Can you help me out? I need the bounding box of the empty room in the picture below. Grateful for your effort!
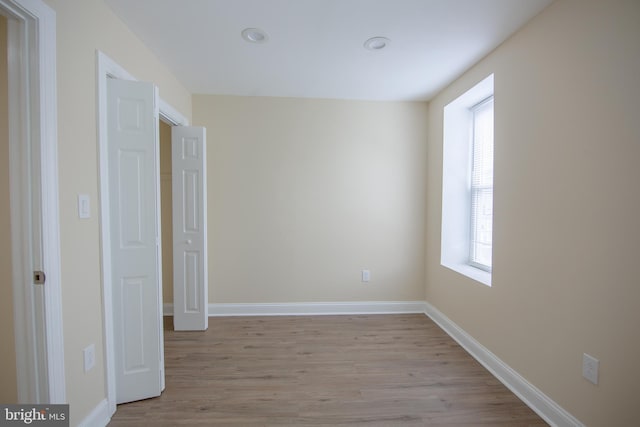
[0,0,638,426]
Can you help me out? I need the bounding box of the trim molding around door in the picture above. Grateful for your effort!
[96,50,189,417]
[3,0,65,404]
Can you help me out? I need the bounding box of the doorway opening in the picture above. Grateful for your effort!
[0,12,17,404]
[159,119,174,325]
[1,0,64,404]
[97,52,198,416]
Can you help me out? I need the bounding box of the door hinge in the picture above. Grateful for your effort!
[34,270,46,285]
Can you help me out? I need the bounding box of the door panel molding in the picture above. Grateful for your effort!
[107,78,162,404]
[171,126,208,331]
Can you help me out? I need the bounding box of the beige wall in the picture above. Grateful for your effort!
[194,95,427,303]
[425,0,640,425]
[40,0,191,424]
[160,120,173,304]
[0,13,17,404]
[16,0,636,424]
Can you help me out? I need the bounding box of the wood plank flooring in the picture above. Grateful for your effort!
[108,314,547,426]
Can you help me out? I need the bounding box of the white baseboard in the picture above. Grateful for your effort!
[162,301,426,317]
[77,398,110,427]
[423,302,583,427]
[209,301,427,316]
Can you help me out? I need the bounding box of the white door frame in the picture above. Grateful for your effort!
[96,51,188,416]
[2,0,65,403]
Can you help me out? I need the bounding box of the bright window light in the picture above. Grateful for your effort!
[441,74,494,286]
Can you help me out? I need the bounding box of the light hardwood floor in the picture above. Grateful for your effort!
[108,314,547,426]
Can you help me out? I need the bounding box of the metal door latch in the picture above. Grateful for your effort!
[34,270,46,285]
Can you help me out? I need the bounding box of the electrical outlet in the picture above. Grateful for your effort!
[84,344,96,372]
[582,353,599,385]
[361,269,370,282]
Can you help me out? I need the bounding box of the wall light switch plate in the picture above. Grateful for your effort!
[78,194,90,219]
[361,269,370,282]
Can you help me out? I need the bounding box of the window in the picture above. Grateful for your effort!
[441,74,493,286]
[469,97,494,271]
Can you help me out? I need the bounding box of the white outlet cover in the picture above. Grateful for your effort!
[582,353,599,385]
[78,194,91,219]
[84,344,96,372]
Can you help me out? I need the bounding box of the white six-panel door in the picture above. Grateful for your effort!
[172,126,208,331]
[107,78,163,404]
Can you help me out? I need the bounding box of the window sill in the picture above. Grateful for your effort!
[441,261,492,287]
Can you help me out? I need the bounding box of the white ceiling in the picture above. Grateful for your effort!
[105,0,553,101]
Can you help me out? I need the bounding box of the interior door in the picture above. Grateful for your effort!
[172,126,208,331]
[107,78,164,404]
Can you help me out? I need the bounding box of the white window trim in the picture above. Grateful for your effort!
[441,74,494,287]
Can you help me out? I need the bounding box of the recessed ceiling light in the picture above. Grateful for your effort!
[364,37,390,51]
[242,28,269,44]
